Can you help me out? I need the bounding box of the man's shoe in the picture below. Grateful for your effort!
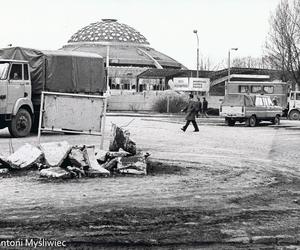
[181,127,185,132]
[193,130,199,132]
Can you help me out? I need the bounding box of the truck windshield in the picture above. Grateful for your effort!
[0,62,9,80]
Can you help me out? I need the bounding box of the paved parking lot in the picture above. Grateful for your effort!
[0,115,300,248]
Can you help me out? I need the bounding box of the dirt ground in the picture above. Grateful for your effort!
[0,115,300,249]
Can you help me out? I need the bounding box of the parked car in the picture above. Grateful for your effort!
[220,94,282,127]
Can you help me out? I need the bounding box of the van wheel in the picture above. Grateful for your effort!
[8,109,32,137]
[228,120,236,126]
[289,110,300,120]
[225,118,235,126]
[249,116,256,127]
[272,115,280,125]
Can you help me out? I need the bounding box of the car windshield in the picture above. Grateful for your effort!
[222,94,246,106]
[0,62,9,80]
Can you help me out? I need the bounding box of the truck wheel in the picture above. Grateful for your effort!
[8,109,32,137]
[272,115,280,125]
[249,116,256,127]
[289,110,300,120]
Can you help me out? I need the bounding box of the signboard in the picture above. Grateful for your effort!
[173,77,210,91]
[38,91,107,148]
[173,78,190,91]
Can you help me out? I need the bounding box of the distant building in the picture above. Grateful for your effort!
[61,19,185,93]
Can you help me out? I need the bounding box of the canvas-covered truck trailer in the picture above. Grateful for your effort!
[0,47,106,137]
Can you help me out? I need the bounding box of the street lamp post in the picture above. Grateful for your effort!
[193,30,199,78]
[226,47,238,95]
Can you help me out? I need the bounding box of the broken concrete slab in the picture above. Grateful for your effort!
[94,148,107,163]
[118,168,146,175]
[117,152,149,175]
[124,138,136,156]
[40,167,72,179]
[69,146,88,169]
[66,166,85,178]
[106,150,131,159]
[40,141,71,168]
[7,143,43,169]
[85,146,110,175]
[85,169,110,178]
[101,158,118,171]
[0,168,9,174]
[0,154,9,167]
[109,124,136,155]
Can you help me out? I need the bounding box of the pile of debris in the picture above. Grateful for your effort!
[0,124,149,179]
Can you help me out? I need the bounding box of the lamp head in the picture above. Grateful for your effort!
[193,30,197,34]
[231,48,238,51]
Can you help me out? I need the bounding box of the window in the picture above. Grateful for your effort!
[296,93,300,100]
[264,97,273,106]
[244,95,254,106]
[290,92,295,100]
[239,85,249,93]
[24,64,29,80]
[255,97,263,106]
[263,86,274,94]
[10,64,22,80]
[251,86,262,94]
[0,62,9,80]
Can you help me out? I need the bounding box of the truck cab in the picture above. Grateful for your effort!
[288,91,300,120]
[0,60,33,137]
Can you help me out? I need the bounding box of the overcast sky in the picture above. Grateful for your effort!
[0,0,280,69]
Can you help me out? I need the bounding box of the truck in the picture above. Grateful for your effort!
[287,91,300,120]
[0,47,106,137]
[220,94,283,127]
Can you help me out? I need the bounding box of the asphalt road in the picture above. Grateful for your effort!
[0,116,300,249]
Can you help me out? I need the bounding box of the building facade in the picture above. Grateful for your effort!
[61,18,185,94]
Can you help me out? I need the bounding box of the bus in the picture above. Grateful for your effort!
[227,81,288,107]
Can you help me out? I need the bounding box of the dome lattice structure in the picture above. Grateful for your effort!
[68,19,149,45]
[62,19,184,69]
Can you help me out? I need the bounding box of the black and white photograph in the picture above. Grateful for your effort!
[0,0,300,249]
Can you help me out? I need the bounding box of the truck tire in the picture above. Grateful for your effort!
[8,109,32,137]
[289,110,300,120]
[272,115,280,125]
[249,116,256,127]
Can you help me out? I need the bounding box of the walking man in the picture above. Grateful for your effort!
[181,94,199,132]
[202,97,209,118]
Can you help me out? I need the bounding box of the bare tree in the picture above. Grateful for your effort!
[265,0,300,88]
[232,56,269,69]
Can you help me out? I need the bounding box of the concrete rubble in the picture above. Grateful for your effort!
[85,146,110,176]
[40,141,71,167]
[109,123,137,155]
[7,143,43,169]
[0,124,150,180]
[40,167,72,179]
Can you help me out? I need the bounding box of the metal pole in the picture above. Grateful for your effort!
[37,91,45,144]
[196,46,199,78]
[106,45,110,91]
[193,30,199,78]
[167,96,170,113]
[226,48,238,96]
[100,97,107,149]
[226,49,230,96]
